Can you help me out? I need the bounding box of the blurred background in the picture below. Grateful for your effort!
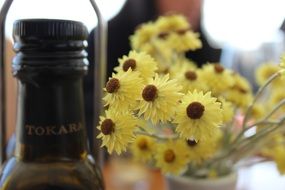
[1,0,285,189]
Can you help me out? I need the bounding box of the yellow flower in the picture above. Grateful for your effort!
[175,68,208,93]
[260,134,284,156]
[115,50,158,82]
[137,74,183,124]
[151,38,173,67]
[97,110,138,154]
[268,89,285,112]
[217,97,235,123]
[167,31,202,52]
[103,70,143,112]
[272,145,285,174]
[181,138,219,164]
[130,135,155,163]
[251,103,266,120]
[155,14,190,33]
[200,64,235,95]
[225,73,253,108]
[130,22,157,51]
[168,57,197,79]
[255,63,283,87]
[174,90,223,141]
[154,140,189,175]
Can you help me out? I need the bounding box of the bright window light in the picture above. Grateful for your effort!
[203,0,285,50]
[0,0,127,37]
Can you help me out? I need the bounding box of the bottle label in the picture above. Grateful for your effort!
[20,122,86,145]
[24,122,83,136]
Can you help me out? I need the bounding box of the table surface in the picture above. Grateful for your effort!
[102,159,285,190]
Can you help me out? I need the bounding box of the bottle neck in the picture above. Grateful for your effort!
[15,72,88,162]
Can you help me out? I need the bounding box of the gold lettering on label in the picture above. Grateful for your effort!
[25,125,35,135]
[46,126,57,135]
[78,123,83,130]
[68,123,78,133]
[35,127,45,136]
[25,123,83,136]
[58,125,69,135]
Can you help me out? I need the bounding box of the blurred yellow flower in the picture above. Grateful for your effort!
[103,70,143,112]
[115,50,158,82]
[167,31,202,52]
[217,97,235,123]
[130,135,155,163]
[225,73,253,108]
[176,69,208,93]
[137,74,183,124]
[200,64,234,95]
[272,145,285,174]
[268,89,285,112]
[130,22,157,51]
[97,110,138,154]
[255,63,283,87]
[174,90,223,141]
[251,103,266,120]
[155,140,189,175]
[155,14,190,33]
[168,57,197,79]
[181,138,219,164]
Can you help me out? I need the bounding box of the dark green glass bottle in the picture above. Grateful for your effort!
[0,19,104,190]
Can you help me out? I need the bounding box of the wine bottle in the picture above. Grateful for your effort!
[0,19,104,190]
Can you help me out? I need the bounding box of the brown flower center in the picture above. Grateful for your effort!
[158,32,169,39]
[164,149,176,163]
[214,64,224,73]
[123,59,137,71]
[176,28,189,35]
[233,85,248,94]
[185,70,197,81]
[187,139,198,147]
[138,139,148,150]
[106,78,120,93]
[186,102,205,119]
[101,119,115,135]
[142,85,158,102]
[238,87,247,94]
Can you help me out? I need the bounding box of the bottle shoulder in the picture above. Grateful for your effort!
[0,157,104,190]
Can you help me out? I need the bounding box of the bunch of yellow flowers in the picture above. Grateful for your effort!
[97,14,285,178]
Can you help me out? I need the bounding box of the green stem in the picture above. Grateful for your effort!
[208,117,285,167]
[233,98,285,146]
[231,71,283,146]
[242,71,282,129]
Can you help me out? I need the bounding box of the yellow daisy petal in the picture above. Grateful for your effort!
[167,31,202,52]
[180,137,220,164]
[97,110,138,154]
[255,63,282,87]
[200,63,235,95]
[272,145,285,174]
[251,103,266,120]
[130,22,157,51]
[115,50,158,82]
[155,14,190,33]
[154,140,189,175]
[103,69,143,112]
[175,68,208,93]
[174,90,223,141]
[168,57,197,79]
[217,96,235,123]
[130,135,155,163]
[137,74,183,124]
[225,73,253,108]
